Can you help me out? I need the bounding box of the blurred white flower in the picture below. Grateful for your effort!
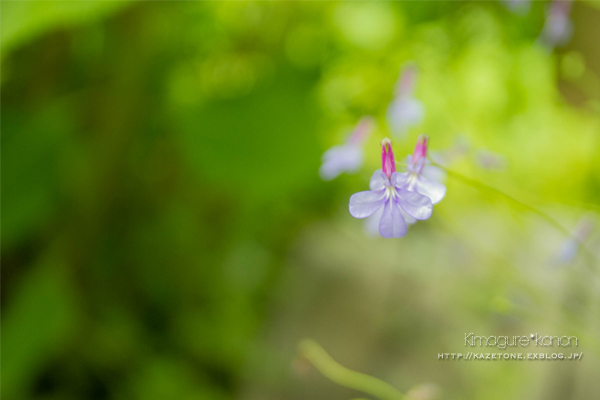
[319,116,375,181]
[540,0,573,48]
[475,149,506,171]
[503,0,531,15]
[395,135,446,204]
[386,64,424,138]
[555,215,594,265]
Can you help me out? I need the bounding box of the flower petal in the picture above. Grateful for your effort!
[319,145,363,181]
[395,188,433,220]
[379,200,407,238]
[349,190,385,219]
[414,156,426,174]
[369,169,389,191]
[416,176,446,204]
[364,207,384,237]
[421,164,446,185]
[391,171,410,189]
[401,207,417,225]
[404,98,425,124]
[386,98,424,137]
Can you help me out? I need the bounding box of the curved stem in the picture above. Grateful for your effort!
[430,160,598,267]
[299,340,408,400]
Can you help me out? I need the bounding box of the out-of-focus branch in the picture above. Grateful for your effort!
[430,160,599,268]
[298,339,408,400]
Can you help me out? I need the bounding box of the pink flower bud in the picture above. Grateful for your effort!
[348,116,375,145]
[397,64,418,98]
[413,134,429,163]
[381,138,396,178]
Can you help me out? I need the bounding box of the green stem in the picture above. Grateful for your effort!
[430,160,598,267]
[299,339,408,400]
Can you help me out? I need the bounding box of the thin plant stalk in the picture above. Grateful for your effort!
[299,339,408,400]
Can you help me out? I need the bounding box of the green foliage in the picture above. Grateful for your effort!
[2,2,599,400]
[1,1,130,56]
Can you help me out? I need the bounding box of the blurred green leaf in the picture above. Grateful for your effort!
[2,100,74,250]
[2,256,80,399]
[1,0,130,57]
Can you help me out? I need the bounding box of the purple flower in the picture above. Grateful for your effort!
[319,116,375,181]
[475,149,506,171]
[541,0,573,48]
[395,135,447,204]
[503,0,531,15]
[349,138,433,238]
[364,201,417,237]
[386,64,424,138]
[555,215,594,265]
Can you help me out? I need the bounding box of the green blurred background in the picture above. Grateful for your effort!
[2,1,600,399]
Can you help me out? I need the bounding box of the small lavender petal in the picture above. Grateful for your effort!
[349,190,386,219]
[386,98,424,137]
[415,176,446,205]
[504,0,531,15]
[542,1,573,48]
[396,188,433,220]
[364,207,384,237]
[421,164,446,185]
[556,239,578,264]
[556,215,595,265]
[400,207,417,225]
[379,200,407,238]
[405,154,416,173]
[367,202,415,235]
[369,169,389,191]
[319,144,363,181]
[414,156,426,174]
[402,98,424,123]
[475,150,506,171]
[391,171,411,189]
